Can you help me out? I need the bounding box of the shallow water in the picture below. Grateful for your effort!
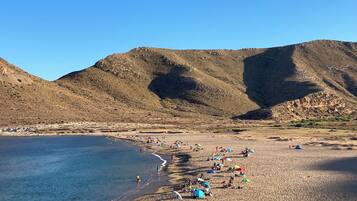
[0,136,166,201]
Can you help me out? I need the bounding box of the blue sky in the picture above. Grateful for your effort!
[1,0,356,80]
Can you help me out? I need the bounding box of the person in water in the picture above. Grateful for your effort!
[136,176,141,183]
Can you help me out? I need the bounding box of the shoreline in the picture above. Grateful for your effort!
[0,133,189,201]
[1,124,357,201]
[112,136,192,201]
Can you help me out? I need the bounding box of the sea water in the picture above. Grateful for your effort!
[0,136,167,201]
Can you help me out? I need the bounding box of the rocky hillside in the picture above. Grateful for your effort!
[235,40,357,121]
[0,58,158,126]
[236,92,356,121]
[0,40,356,126]
[57,47,261,116]
[57,40,357,121]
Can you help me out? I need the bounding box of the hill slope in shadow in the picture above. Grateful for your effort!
[0,40,356,126]
[57,40,357,121]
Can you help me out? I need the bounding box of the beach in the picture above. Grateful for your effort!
[1,122,356,201]
[128,128,357,201]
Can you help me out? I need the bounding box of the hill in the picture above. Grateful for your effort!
[0,40,356,126]
[0,58,155,126]
[57,40,357,121]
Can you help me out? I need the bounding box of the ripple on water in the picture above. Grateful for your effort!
[0,136,167,201]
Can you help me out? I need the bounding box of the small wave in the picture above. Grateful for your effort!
[152,153,167,171]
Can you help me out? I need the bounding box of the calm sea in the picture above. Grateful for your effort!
[0,136,167,201]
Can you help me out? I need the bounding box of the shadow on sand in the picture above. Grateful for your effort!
[313,157,357,199]
[316,157,357,174]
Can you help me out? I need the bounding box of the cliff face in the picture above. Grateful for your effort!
[237,92,356,121]
[271,92,356,121]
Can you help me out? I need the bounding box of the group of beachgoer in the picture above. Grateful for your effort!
[170,140,184,149]
[207,146,254,190]
[178,176,213,199]
[131,134,255,199]
[146,136,161,144]
[171,145,255,199]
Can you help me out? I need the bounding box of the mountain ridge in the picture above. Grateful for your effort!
[1,40,356,126]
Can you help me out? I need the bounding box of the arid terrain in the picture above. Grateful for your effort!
[1,39,357,200]
[1,40,356,126]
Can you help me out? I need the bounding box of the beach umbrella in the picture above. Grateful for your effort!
[173,191,183,200]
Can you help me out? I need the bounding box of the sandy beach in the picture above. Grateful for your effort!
[1,1,356,200]
[1,122,356,201]
[133,131,357,201]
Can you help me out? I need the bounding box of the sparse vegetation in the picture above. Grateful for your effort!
[0,40,356,126]
[289,119,320,127]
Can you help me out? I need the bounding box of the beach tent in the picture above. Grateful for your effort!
[207,169,217,174]
[241,178,251,183]
[192,189,205,199]
[173,191,183,200]
[295,144,302,149]
[201,181,211,188]
[213,155,221,160]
